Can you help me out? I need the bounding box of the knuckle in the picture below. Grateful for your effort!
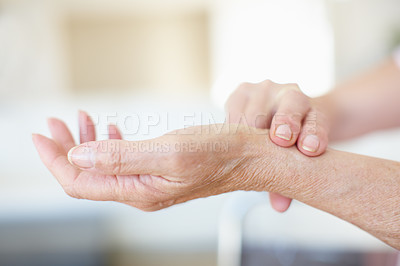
[274,112,302,124]
[303,121,327,138]
[272,113,288,125]
[140,202,164,212]
[114,176,129,201]
[169,150,187,171]
[63,185,82,199]
[156,199,175,210]
[316,124,327,135]
[284,85,308,98]
[303,126,317,136]
[304,111,318,124]
[140,206,158,212]
[226,113,242,124]
[224,97,237,111]
[274,113,302,134]
[254,117,269,129]
[246,111,268,127]
[316,126,329,142]
[236,82,254,94]
[246,110,261,119]
[285,87,306,99]
[108,151,122,174]
[260,79,274,87]
[287,83,300,90]
[238,82,252,90]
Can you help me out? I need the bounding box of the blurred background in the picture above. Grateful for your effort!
[1,0,400,265]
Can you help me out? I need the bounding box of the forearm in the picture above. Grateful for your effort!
[253,139,400,249]
[317,58,400,140]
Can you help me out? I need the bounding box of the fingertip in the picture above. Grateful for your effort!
[272,203,290,213]
[298,134,327,157]
[108,123,116,131]
[78,110,87,125]
[269,193,292,212]
[79,110,96,143]
[46,117,64,132]
[269,127,296,148]
[47,117,59,127]
[67,146,78,165]
[78,109,88,116]
[47,117,68,132]
[32,133,50,145]
[274,124,292,140]
[299,145,326,157]
[32,133,44,146]
[31,133,62,164]
[108,124,122,140]
[78,110,90,123]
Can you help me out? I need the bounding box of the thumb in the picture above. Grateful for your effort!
[67,139,170,175]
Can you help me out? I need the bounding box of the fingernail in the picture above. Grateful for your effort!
[68,146,94,169]
[275,124,292,141]
[302,135,320,152]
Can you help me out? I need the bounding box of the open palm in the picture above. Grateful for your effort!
[33,111,191,211]
[33,111,263,211]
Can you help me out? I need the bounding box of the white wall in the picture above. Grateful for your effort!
[328,0,400,81]
[210,0,335,108]
[0,1,67,99]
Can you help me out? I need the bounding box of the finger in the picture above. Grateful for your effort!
[225,83,252,124]
[47,118,76,153]
[243,82,274,128]
[297,108,329,156]
[32,134,80,188]
[33,134,125,201]
[270,87,311,147]
[108,124,123,140]
[79,110,96,143]
[269,192,292,213]
[67,139,170,176]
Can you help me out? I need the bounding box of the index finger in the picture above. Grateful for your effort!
[32,134,80,189]
[225,83,252,124]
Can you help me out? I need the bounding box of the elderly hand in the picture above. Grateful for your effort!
[225,80,331,212]
[33,111,280,211]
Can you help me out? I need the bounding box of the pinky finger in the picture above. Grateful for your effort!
[108,124,123,140]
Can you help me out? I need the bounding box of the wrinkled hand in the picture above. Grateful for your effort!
[33,111,274,211]
[225,80,330,212]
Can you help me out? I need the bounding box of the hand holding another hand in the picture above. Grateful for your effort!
[225,80,331,211]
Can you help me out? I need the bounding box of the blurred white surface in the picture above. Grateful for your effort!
[210,0,334,108]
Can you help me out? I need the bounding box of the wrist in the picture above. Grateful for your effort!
[243,132,301,194]
[247,132,327,200]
